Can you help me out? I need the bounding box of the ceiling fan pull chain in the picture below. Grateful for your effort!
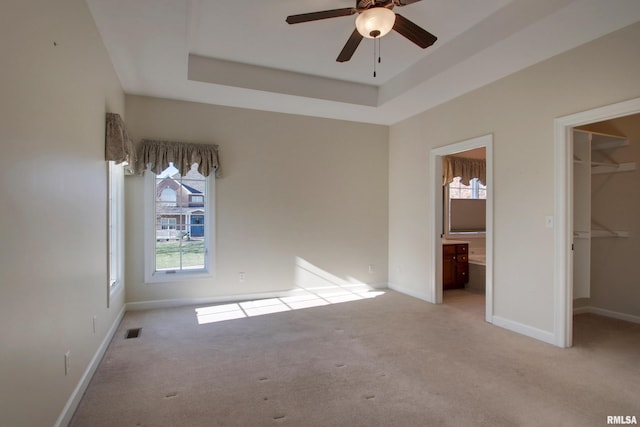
[373,36,377,77]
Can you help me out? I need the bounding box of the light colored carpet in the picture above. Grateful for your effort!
[70,289,640,426]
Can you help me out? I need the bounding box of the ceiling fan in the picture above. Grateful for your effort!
[286,0,437,63]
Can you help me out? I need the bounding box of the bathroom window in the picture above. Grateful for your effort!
[449,177,486,199]
[447,177,486,233]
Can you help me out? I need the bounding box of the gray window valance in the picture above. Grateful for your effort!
[105,113,135,166]
[135,139,221,178]
[443,157,486,186]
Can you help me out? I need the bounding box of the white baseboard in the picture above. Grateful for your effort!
[126,284,389,311]
[573,306,640,324]
[387,282,433,303]
[55,304,126,427]
[572,306,591,315]
[369,282,389,290]
[491,315,556,346]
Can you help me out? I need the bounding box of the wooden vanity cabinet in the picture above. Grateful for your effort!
[443,243,469,289]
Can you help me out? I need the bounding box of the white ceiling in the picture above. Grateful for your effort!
[86,0,640,125]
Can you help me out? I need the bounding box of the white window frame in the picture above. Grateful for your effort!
[107,161,125,306]
[144,166,215,283]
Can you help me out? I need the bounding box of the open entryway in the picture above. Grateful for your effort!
[554,97,640,348]
[429,134,493,323]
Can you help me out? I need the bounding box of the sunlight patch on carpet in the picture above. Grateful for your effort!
[195,287,384,325]
[196,257,384,325]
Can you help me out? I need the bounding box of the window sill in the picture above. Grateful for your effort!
[445,232,486,238]
[145,269,213,284]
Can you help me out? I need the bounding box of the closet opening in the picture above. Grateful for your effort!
[554,97,640,348]
[571,114,639,345]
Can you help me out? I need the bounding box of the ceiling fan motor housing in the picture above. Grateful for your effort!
[357,0,394,11]
[355,7,396,38]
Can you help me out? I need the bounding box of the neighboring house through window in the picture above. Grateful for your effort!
[145,162,214,282]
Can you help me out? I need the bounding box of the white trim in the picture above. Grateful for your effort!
[492,316,556,346]
[573,306,640,325]
[553,97,640,348]
[368,282,390,290]
[387,282,431,302]
[54,305,126,427]
[429,134,493,323]
[572,306,591,315]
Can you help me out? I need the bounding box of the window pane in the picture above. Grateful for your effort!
[180,240,205,269]
[153,163,207,273]
[156,241,182,271]
[449,177,486,200]
[108,161,123,292]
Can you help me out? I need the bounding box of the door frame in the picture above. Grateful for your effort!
[429,134,494,323]
[553,97,640,348]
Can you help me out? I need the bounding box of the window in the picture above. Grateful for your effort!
[190,195,204,206]
[160,188,177,203]
[448,177,486,200]
[161,217,177,230]
[447,177,486,234]
[108,161,125,305]
[145,162,214,282]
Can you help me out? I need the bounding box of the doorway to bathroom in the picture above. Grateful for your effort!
[429,134,493,323]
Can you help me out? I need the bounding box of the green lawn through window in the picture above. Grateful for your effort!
[156,240,205,270]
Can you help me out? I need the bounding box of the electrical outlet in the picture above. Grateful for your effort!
[92,315,97,333]
[64,351,71,375]
[368,264,374,273]
[239,272,245,282]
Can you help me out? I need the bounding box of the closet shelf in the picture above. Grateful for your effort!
[591,229,629,238]
[591,133,629,150]
[591,161,636,175]
[573,230,630,238]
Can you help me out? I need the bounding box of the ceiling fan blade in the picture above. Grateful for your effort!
[393,14,437,49]
[395,0,423,5]
[286,8,356,25]
[336,29,364,62]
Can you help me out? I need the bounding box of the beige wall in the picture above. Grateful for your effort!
[576,114,640,318]
[389,23,640,334]
[124,96,389,304]
[0,1,125,426]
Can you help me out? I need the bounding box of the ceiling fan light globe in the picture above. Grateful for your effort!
[355,7,396,39]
